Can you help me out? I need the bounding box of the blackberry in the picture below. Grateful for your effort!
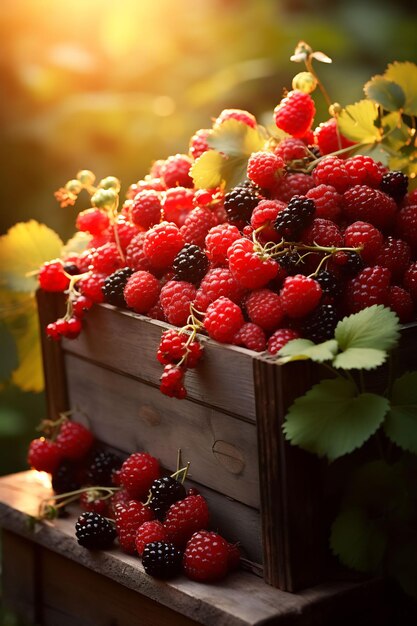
[302,304,338,343]
[75,512,116,549]
[102,267,133,307]
[274,195,316,240]
[343,251,365,277]
[315,270,342,298]
[172,244,209,284]
[52,460,82,495]
[142,541,183,579]
[379,171,408,201]
[278,250,303,275]
[63,263,81,275]
[224,183,261,225]
[149,476,186,521]
[87,450,123,487]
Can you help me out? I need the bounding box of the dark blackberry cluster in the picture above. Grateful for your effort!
[75,512,116,549]
[274,195,316,240]
[52,460,82,495]
[102,267,133,307]
[342,251,365,277]
[278,250,303,275]
[224,182,261,224]
[142,541,183,578]
[302,304,338,343]
[379,171,408,201]
[149,476,186,521]
[87,450,123,487]
[315,270,342,298]
[172,244,209,284]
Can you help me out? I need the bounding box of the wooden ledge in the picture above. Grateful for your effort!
[0,471,388,626]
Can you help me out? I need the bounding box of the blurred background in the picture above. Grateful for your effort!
[0,0,417,478]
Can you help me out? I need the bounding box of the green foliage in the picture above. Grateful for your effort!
[384,62,417,116]
[277,338,338,363]
[338,100,381,144]
[385,372,417,454]
[364,77,405,112]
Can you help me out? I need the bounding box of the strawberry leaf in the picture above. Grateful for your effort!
[338,100,381,144]
[384,372,417,454]
[364,76,405,112]
[277,338,338,363]
[384,61,417,116]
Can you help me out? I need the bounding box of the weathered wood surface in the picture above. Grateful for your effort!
[0,472,394,626]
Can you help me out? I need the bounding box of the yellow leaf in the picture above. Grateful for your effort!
[62,231,91,257]
[191,151,225,189]
[338,100,381,144]
[208,119,266,157]
[384,62,417,116]
[0,221,63,293]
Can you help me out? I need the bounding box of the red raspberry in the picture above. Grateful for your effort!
[227,238,279,289]
[160,280,196,326]
[79,490,109,516]
[342,186,397,230]
[161,154,193,188]
[180,207,216,248]
[143,222,185,269]
[150,160,165,178]
[147,301,166,321]
[135,521,167,556]
[110,489,131,514]
[347,266,391,313]
[109,216,138,251]
[160,364,187,399]
[197,267,246,310]
[115,500,155,554]
[124,271,160,314]
[232,322,266,352]
[204,297,244,343]
[396,205,417,249]
[345,155,383,188]
[404,262,417,303]
[163,494,209,548]
[250,199,286,242]
[205,224,241,266]
[267,328,300,355]
[55,421,94,461]
[130,190,162,229]
[76,208,110,235]
[214,108,257,129]
[189,128,211,160]
[301,218,343,247]
[403,190,417,207]
[280,275,322,318]
[388,286,414,323]
[306,184,342,222]
[157,329,202,368]
[313,156,350,193]
[273,173,315,203]
[183,530,230,582]
[247,151,284,189]
[344,221,383,263]
[274,90,315,138]
[162,187,194,226]
[375,237,411,281]
[125,232,153,272]
[90,243,122,275]
[28,438,61,473]
[314,118,355,155]
[245,289,284,331]
[39,261,70,292]
[119,452,160,500]
[274,137,308,163]
[134,177,166,193]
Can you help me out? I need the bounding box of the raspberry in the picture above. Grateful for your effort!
[395,205,417,249]
[228,238,278,289]
[204,297,244,343]
[38,260,70,292]
[342,186,397,230]
[102,267,133,307]
[118,452,160,500]
[72,294,94,318]
[52,460,82,494]
[163,494,209,548]
[267,328,300,355]
[273,173,315,203]
[109,216,138,251]
[180,207,216,247]
[250,199,286,242]
[232,322,266,352]
[90,231,111,249]
[149,476,187,521]
[189,128,211,160]
[134,177,166,193]
[315,270,342,299]
[123,271,160,314]
[245,289,284,331]
[313,156,350,193]
[280,275,322,318]
[224,183,261,225]
[380,171,408,201]
[306,184,342,222]
[183,530,230,582]
[87,450,123,487]
[115,500,155,554]
[79,490,110,517]
[347,266,391,313]
[388,286,414,323]
[162,187,194,226]
[274,137,308,163]
[274,90,315,138]
[143,222,184,269]
[56,421,94,461]
[130,190,162,229]
[160,280,196,326]
[125,232,153,272]
[77,272,106,303]
[214,108,257,129]
[75,512,116,550]
[27,438,61,473]
[404,190,417,207]
[148,301,167,321]
[160,364,187,399]
[314,118,355,156]
[247,151,284,189]
[90,243,121,275]
[161,154,193,188]
[197,267,246,309]
[302,303,338,342]
[404,262,417,303]
[343,221,383,264]
[301,218,343,247]
[375,237,411,281]
[157,329,202,368]
[345,155,383,188]
[142,541,183,579]
[205,224,241,266]
[76,208,110,235]
[274,195,316,240]
[172,244,209,284]
[135,521,168,556]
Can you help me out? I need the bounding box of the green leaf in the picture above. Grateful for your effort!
[338,100,381,144]
[191,150,249,191]
[335,305,400,352]
[333,347,387,370]
[207,119,266,157]
[0,408,26,437]
[283,378,389,460]
[0,323,18,381]
[385,372,417,454]
[277,338,338,363]
[381,112,411,151]
[384,62,417,116]
[330,508,387,573]
[364,76,405,112]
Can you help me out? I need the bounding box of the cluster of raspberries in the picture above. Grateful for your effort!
[38,100,417,399]
[28,427,239,582]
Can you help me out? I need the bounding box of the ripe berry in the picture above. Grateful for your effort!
[163,494,209,548]
[404,262,417,303]
[273,173,314,203]
[227,238,279,289]
[172,244,209,284]
[56,421,94,461]
[149,476,187,521]
[274,195,316,240]
[274,137,308,163]
[189,128,211,160]
[28,438,61,473]
[161,154,193,188]
[183,530,230,582]
[123,271,160,314]
[345,155,383,188]
[79,490,110,516]
[347,266,391,313]
[160,280,197,326]
[342,186,397,230]
[375,237,411,281]
[109,216,138,251]
[157,329,202,368]
[102,267,133,307]
[144,222,185,269]
[396,205,417,250]
[267,328,300,355]
[315,270,342,299]
[62,317,83,339]
[162,187,194,226]
[52,460,82,494]
[302,303,338,342]
[115,500,155,554]
[279,275,322,318]
[125,232,154,272]
[205,224,241,266]
[118,452,160,500]
[75,512,116,550]
[135,521,168,556]
[245,289,284,332]
[388,286,414,323]
[301,218,343,248]
[314,118,355,155]
[160,364,187,399]
[87,450,123,487]
[274,90,315,138]
[232,322,266,352]
[180,207,216,247]
[197,267,246,309]
[344,221,383,263]
[214,108,257,129]
[380,171,408,201]
[250,199,286,243]
[313,156,350,193]
[224,183,261,225]
[77,272,106,303]
[204,297,244,343]
[130,190,162,229]
[306,184,342,222]
[247,151,284,189]
[76,208,110,235]
[72,294,94,318]
[90,243,122,274]
[39,261,69,292]
[142,541,183,579]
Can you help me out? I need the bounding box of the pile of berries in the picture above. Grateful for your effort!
[38,89,417,400]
